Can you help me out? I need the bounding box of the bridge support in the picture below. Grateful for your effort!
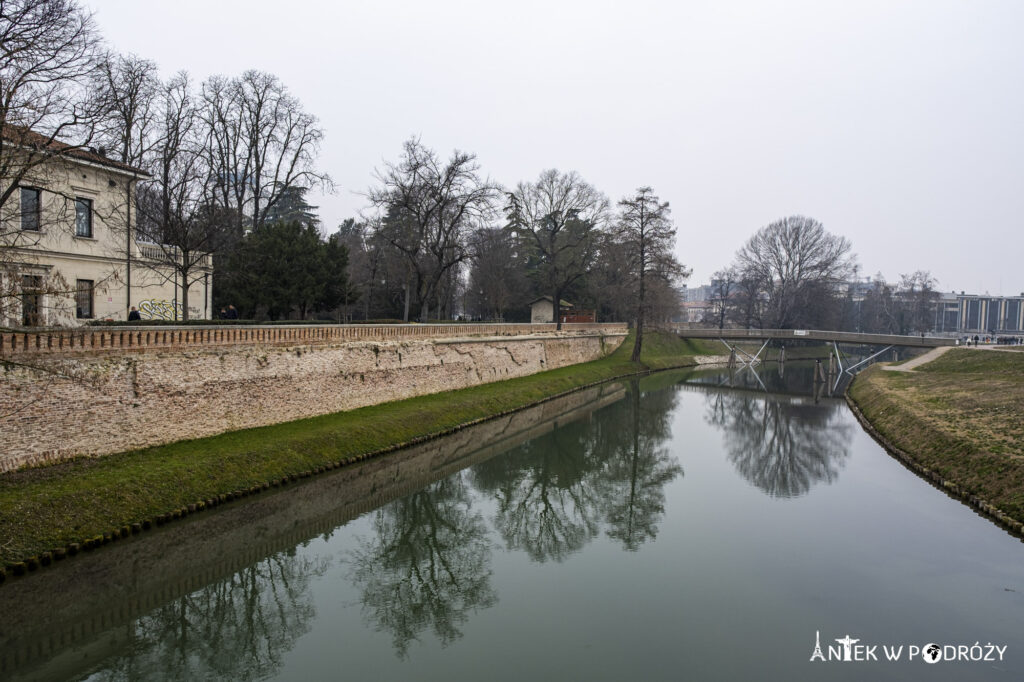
[843,345,894,377]
[719,338,770,366]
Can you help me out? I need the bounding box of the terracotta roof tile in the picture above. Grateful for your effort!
[1,125,149,176]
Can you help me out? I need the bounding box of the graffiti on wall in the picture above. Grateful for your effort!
[138,299,201,321]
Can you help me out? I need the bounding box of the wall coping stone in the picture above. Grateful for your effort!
[0,322,627,357]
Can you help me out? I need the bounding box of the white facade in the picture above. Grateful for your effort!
[1,149,213,327]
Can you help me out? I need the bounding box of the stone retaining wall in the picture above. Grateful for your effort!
[0,324,626,471]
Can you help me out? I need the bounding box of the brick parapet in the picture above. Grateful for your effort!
[0,322,626,357]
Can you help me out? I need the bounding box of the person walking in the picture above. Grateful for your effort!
[127,306,141,321]
[225,305,239,320]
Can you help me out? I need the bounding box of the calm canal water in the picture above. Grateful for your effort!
[1,364,1022,681]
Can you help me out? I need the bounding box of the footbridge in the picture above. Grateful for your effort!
[674,327,956,348]
[672,327,957,387]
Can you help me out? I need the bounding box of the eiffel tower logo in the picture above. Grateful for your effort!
[810,630,826,662]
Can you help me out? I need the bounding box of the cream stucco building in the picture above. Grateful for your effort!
[1,136,213,327]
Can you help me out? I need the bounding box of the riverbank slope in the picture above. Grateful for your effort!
[0,331,722,572]
[848,349,1024,533]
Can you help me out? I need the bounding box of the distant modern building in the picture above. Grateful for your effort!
[956,293,1024,334]
[684,284,714,303]
[679,275,1023,336]
[933,292,960,333]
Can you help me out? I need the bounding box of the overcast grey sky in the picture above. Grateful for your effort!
[86,0,1023,294]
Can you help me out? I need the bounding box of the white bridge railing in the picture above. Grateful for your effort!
[671,327,956,348]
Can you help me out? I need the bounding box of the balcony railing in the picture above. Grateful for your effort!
[136,242,211,267]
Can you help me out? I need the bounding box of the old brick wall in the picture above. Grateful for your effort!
[0,324,626,471]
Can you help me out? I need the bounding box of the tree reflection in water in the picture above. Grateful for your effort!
[473,379,683,559]
[705,390,852,497]
[471,418,606,563]
[88,551,330,681]
[347,381,684,657]
[346,474,496,659]
[600,382,683,551]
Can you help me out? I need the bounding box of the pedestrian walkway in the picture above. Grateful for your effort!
[882,346,952,372]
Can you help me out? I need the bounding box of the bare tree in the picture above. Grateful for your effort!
[506,169,609,330]
[733,216,857,329]
[201,71,331,234]
[706,268,736,330]
[90,53,162,314]
[0,0,106,325]
[856,274,892,333]
[134,74,221,320]
[729,271,764,329]
[614,187,688,361]
[467,226,530,321]
[93,53,160,167]
[368,138,500,322]
[643,276,685,326]
[0,0,102,151]
[587,232,633,323]
[897,270,939,334]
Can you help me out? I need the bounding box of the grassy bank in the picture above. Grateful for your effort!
[848,349,1024,530]
[0,331,722,570]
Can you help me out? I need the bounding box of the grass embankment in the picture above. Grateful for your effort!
[848,349,1024,530]
[0,331,722,570]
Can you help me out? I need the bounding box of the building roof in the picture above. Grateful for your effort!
[528,296,574,308]
[1,125,149,176]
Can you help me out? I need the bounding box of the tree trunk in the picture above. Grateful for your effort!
[181,275,190,321]
[552,289,561,331]
[632,248,645,363]
[419,284,430,322]
[402,281,410,322]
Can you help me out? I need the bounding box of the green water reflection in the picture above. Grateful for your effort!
[1,366,1021,682]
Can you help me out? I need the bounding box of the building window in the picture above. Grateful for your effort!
[75,197,93,237]
[20,187,40,231]
[22,275,42,326]
[76,279,94,319]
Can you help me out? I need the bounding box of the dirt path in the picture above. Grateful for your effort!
[882,346,953,372]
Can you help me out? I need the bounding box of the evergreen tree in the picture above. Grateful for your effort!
[231,220,326,319]
[262,185,320,228]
